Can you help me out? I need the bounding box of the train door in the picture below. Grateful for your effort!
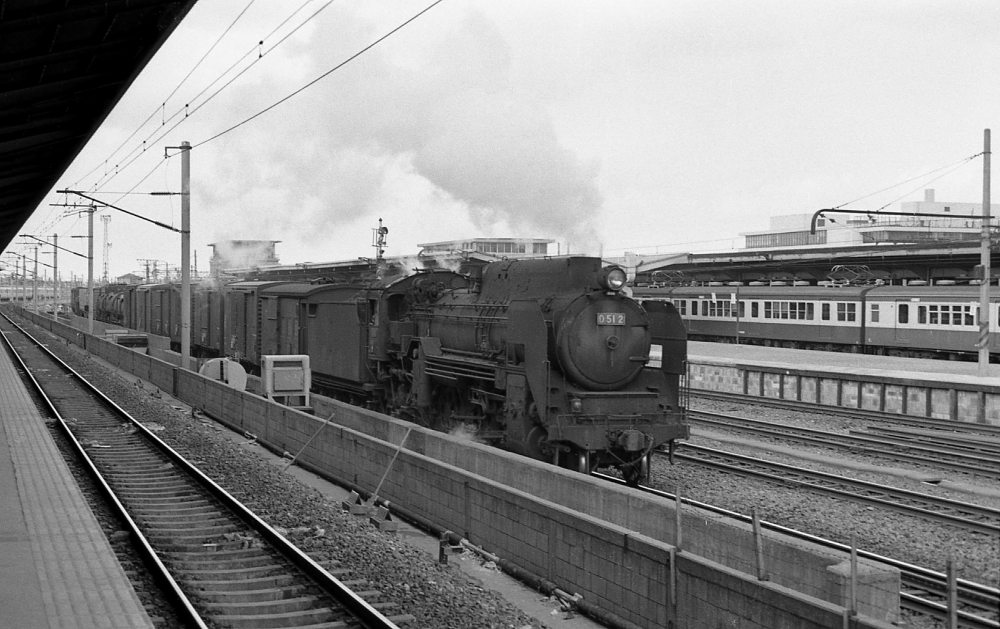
[894,301,910,344]
[277,297,299,354]
[817,302,833,340]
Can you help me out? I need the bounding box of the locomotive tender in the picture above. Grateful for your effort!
[634,284,1000,361]
[73,257,690,484]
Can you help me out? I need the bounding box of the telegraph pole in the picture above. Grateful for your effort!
[180,141,191,370]
[88,208,94,334]
[52,234,58,320]
[979,129,992,375]
[33,246,38,312]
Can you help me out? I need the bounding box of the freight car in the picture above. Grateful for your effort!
[75,258,690,484]
[634,284,1000,361]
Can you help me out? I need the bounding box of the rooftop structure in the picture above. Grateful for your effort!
[741,189,996,250]
[417,238,553,257]
[209,240,281,275]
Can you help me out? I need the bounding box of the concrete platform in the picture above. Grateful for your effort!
[690,340,1000,380]
[687,341,1000,425]
[0,330,154,629]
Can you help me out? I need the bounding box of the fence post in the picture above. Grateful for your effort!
[752,507,768,581]
[947,556,957,629]
[674,485,682,552]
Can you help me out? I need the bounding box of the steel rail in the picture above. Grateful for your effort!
[593,472,1000,629]
[692,390,1000,439]
[688,410,1000,478]
[1,313,402,629]
[674,444,1000,536]
[860,425,1000,454]
[0,315,209,629]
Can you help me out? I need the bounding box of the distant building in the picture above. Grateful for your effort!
[209,240,280,275]
[115,272,144,285]
[741,189,996,249]
[417,238,553,257]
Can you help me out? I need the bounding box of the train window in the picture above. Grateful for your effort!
[837,303,856,322]
[871,304,880,323]
[928,305,940,325]
[307,303,318,317]
[764,301,772,318]
[751,302,759,318]
[898,304,909,324]
[964,306,974,326]
[675,300,686,316]
[821,303,830,321]
[691,301,698,316]
[738,301,746,318]
[918,306,927,324]
[806,303,814,320]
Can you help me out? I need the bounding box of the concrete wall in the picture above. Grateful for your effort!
[689,358,1000,425]
[10,307,900,629]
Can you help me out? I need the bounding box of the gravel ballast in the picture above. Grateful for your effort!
[16,319,543,629]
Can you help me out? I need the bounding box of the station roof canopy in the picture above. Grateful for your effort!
[0,0,199,255]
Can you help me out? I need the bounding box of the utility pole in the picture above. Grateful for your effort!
[180,140,191,370]
[52,234,58,321]
[88,208,94,334]
[979,129,992,375]
[33,246,38,312]
[101,214,111,284]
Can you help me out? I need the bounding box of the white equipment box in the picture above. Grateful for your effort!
[261,355,311,408]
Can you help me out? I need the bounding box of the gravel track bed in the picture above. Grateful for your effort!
[652,397,1000,593]
[21,321,543,629]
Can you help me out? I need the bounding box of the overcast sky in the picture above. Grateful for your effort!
[10,0,1000,281]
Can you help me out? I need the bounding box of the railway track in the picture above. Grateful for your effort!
[692,389,1000,440]
[0,314,409,629]
[673,444,1000,536]
[689,410,1000,479]
[596,473,1000,629]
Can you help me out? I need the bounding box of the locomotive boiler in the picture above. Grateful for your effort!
[372,257,689,484]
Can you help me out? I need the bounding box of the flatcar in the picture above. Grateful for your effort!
[634,284,1000,361]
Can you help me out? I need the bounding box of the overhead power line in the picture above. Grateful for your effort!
[195,0,447,149]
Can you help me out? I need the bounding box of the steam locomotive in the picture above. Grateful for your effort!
[73,257,690,484]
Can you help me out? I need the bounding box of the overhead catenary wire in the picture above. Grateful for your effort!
[72,0,262,192]
[79,0,335,195]
[195,0,448,149]
[831,152,981,210]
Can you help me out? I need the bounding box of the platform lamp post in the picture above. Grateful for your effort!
[978,129,991,376]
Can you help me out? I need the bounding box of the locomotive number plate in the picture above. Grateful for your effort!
[597,313,625,325]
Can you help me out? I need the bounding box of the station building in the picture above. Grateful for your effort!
[635,190,999,286]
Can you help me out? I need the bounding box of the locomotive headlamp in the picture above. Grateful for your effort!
[570,397,583,414]
[602,267,628,292]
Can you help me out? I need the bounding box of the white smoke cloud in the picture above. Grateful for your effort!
[195,7,602,255]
